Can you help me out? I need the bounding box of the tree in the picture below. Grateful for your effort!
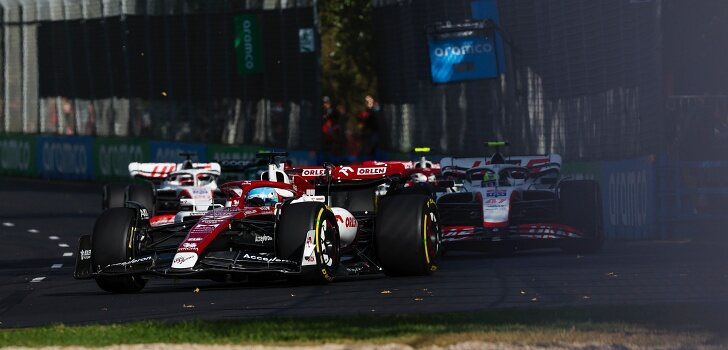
[318,0,377,115]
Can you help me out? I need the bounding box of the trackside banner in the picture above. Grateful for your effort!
[599,156,657,240]
[94,138,150,180]
[37,135,94,180]
[0,133,36,176]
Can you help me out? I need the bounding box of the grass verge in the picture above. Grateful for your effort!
[1,303,726,348]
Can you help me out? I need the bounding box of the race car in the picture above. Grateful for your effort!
[75,153,440,293]
[101,153,226,226]
[361,147,452,196]
[437,142,603,255]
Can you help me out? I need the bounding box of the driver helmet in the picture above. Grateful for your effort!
[482,172,497,187]
[245,187,279,207]
[411,173,428,183]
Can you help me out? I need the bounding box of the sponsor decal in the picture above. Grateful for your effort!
[179,242,199,251]
[186,237,204,242]
[240,253,294,264]
[486,190,508,197]
[199,218,227,225]
[191,188,211,199]
[171,252,198,268]
[338,166,354,176]
[140,208,150,220]
[334,215,357,228]
[301,229,317,266]
[357,167,386,176]
[190,224,219,233]
[302,168,326,177]
[108,256,152,267]
[442,228,475,238]
[80,249,92,261]
[254,235,273,243]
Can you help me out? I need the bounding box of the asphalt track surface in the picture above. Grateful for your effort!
[1,177,727,328]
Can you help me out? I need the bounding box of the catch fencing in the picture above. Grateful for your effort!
[372,0,728,162]
[0,0,319,150]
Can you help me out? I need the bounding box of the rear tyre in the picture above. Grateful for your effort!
[92,208,147,293]
[102,183,127,210]
[376,194,440,276]
[126,182,156,216]
[277,202,340,284]
[558,180,604,254]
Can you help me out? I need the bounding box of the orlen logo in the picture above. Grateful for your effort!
[302,168,326,176]
[357,167,386,175]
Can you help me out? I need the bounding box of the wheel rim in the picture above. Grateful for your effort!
[424,210,440,263]
[318,217,338,267]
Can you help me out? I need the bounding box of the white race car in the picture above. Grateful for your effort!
[102,155,225,226]
[437,142,604,255]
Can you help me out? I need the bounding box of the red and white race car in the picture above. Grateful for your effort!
[437,142,603,255]
[76,153,440,293]
[361,147,453,196]
[101,155,225,227]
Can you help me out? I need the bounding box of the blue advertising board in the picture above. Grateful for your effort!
[37,135,94,180]
[471,0,506,75]
[150,141,207,162]
[599,156,656,240]
[428,35,498,83]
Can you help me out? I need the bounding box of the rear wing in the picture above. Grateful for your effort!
[440,154,562,177]
[128,162,222,179]
[291,163,407,183]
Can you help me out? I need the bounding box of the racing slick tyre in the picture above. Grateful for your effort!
[102,183,127,210]
[277,202,340,284]
[126,182,155,216]
[92,208,147,293]
[558,180,604,254]
[376,194,440,276]
[389,183,436,198]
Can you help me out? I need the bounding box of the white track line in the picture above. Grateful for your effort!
[58,243,69,248]
[30,277,46,283]
[2,222,15,227]
[63,252,73,257]
[48,236,59,240]
[51,264,63,269]
[27,228,39,233]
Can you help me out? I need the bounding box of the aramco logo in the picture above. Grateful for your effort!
[433,42,493,57]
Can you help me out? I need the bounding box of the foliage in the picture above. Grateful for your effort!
[319,0,377,115]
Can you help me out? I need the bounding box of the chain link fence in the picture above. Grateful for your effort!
[0,0,319,150]
[372,0,728,161]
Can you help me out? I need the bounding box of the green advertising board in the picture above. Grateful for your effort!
[0,133,36,176]
[94,137,150,180]
[234,14,264,75]
[561,161,602,181]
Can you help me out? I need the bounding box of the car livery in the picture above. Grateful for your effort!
[436,142,604,255]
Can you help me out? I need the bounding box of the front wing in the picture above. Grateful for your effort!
[74,235,302,279]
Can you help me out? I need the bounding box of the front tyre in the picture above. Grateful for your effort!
[376,194,440,276]
[102,183,127,210]
[92,208,147,293]
[277,202,340,284]
[126,182,156,216]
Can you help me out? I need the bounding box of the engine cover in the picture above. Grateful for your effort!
[331,207,358,247]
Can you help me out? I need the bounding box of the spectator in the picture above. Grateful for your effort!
[322,96,345,155]
[358,95,380,157]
